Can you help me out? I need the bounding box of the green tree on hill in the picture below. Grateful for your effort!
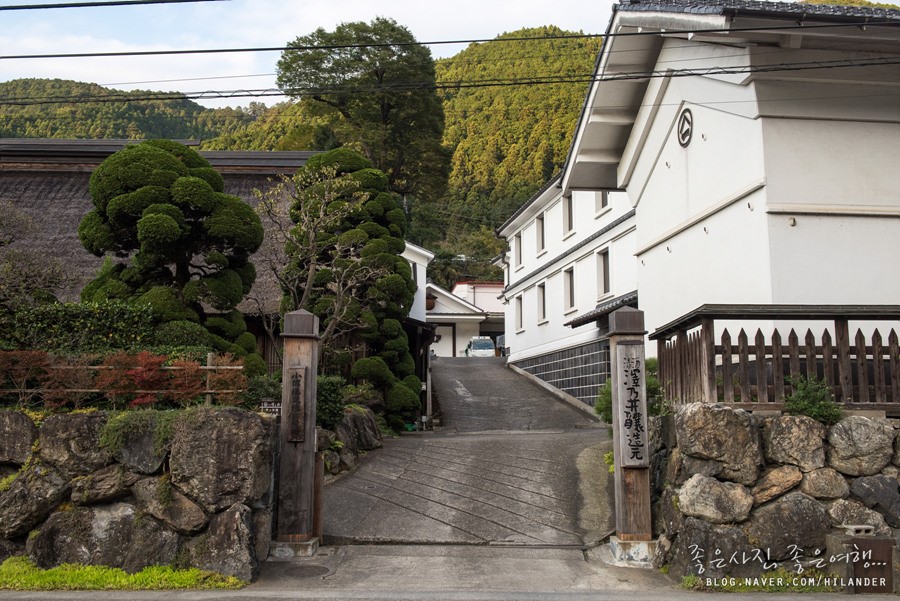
[276,18,450,201]
[78,140,265,373]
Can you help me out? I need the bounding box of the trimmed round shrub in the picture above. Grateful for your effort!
[145,139,210,169]
[107,186,171,227]
[171,176,217,212]
[88,143,188,209]
[137,213,182,248]
[142,203,185,225]
[351,356,394,389]
[205,314,246,341]
[402,375,422,395]
[235,332,258,354]
[304,148,372,174]
[232,262,256,295]
[78,210,116,256]
[352,168,389,192]
[317,375,348,430]
[386,382,420,413]
[242,352,267,379]
[202,269,244,311]
[154,320,211,348]
[189,166,225,192]
[137,286,196,322]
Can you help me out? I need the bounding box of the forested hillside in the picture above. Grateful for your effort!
[0,79,253,140]
[436,27,602,232]
[0,27,602,263]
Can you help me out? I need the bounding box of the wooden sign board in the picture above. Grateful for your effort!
[615,342,649,468]
[287,367,305,443]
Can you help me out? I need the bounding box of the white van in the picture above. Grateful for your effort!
[467,336,496,357]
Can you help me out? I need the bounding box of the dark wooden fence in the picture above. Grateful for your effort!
[651,305,900,415]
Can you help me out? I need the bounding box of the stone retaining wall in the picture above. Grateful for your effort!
[650,404,900,579]
[0,407,276,581]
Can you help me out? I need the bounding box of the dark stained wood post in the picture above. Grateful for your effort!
[277,310,319,544]
[835,318,853,403]
[700,317,716,403]
[609,307,652,542]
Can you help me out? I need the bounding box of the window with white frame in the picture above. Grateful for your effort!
[595,191,609,214]
[563,267,575,311]
[515,295,524,330]
[563,195,574,235]
[537,282,546,322]
[597,249,610,297]
[536,214,545,253]
[514,232,522,268]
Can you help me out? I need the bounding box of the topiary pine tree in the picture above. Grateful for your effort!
[78,140,266,372]
[269,147,418,423]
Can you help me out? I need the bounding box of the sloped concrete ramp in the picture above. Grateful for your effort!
[324,358,610,545]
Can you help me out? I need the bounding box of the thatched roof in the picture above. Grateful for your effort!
[0,139,315,314]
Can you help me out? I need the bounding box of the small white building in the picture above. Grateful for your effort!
[497,178,639,405]
[426,283,489,357]
[498,0,900,409]
[401,242,435,324]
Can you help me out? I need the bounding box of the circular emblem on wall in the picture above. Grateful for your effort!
[677,108,693,148]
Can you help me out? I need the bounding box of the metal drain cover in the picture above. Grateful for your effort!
[285,565,330,579]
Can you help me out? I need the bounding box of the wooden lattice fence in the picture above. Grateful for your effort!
[652,305,900,415]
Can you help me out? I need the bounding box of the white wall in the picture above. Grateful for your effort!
[629,41,900,338]
[504,189,637,362]
[431,321,481,357]
[451,283,505,314]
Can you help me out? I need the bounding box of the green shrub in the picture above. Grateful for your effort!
[241,374,280,408]
[137,287,197,323]
[154,321,211,348]
[342,382,382,407]
[241,353,266,379]
[234,332,257,355]
[305,147,372,174]
[386,382,419,414]
[13,301,154,353]
[784,375,843,425]
[317,375,348,430]
[401,375,422,395]
[350,356,394,389]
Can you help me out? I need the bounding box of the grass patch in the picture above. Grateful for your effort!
[680,568,839,593]
[99,410,180,456]
[0,471,18,492]
[0,556,245,590]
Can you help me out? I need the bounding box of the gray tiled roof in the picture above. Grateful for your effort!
[617,0,900,20]
[564,290,639,328]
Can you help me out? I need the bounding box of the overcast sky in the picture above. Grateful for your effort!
[0,0,618,108]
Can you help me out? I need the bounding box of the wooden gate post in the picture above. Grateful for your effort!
[276,309,319,549]
[608,307,653,552]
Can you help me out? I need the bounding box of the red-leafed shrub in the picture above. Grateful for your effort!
[168,359,204,406]
[94,351,136,408]
[41,354,97,409]
[207,354,247,406]
[127,351,168,407]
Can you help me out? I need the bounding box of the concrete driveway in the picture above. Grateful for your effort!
[324,357,612,545]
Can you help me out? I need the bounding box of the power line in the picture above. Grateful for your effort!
[4,55,900,106]
[0,0,225,10]
[3,20,898,62]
